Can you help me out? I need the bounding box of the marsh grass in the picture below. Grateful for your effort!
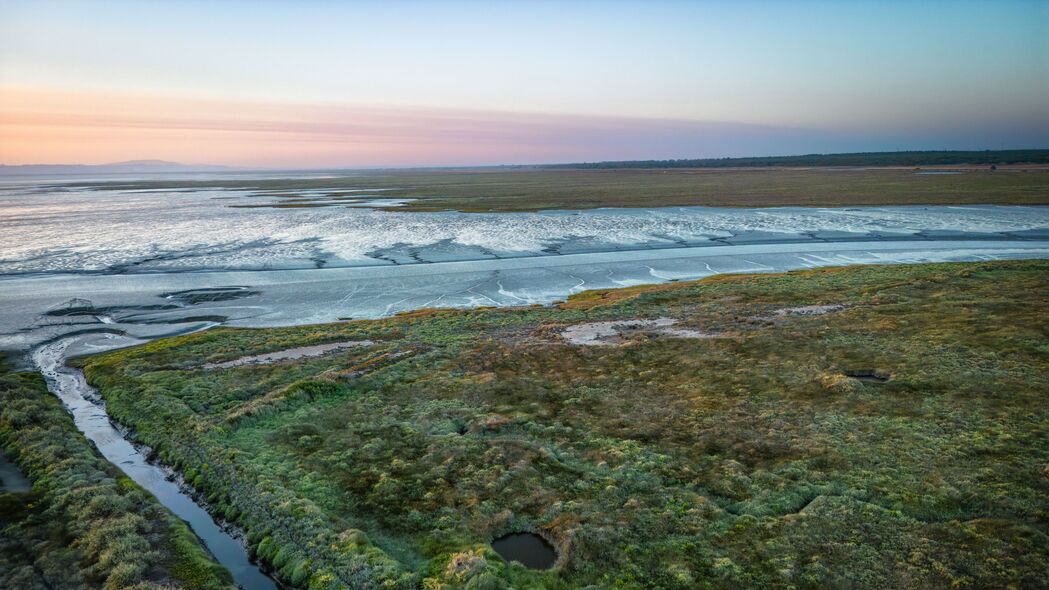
[77,260,1049,588]
[0,369,234,589]
[65,167,1049,212]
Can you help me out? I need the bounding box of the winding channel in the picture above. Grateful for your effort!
[32,337,278,590]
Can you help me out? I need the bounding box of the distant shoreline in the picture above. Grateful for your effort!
[541,149,1049,170]
[6,165,1046,213]
[4,149,1048,177]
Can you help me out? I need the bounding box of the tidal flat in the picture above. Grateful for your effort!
[48,165,1049,212]
[2,172,1048,588]
[65,260,1049,589]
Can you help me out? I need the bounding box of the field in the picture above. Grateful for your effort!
[0,367,233,589]
[75,260,1049,589]
[68,166,1049,212]
[547,149,1049,169]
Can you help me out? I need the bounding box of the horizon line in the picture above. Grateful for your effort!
[3,147,1049,173]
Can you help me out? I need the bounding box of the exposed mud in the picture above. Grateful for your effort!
[161,286,260,305]
[43,301,179,318]
[773,304,848,317]
[561,317,718,346]
[202,340,375,369]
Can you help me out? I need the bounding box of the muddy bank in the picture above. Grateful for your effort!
[560,302,852,347]
[561,317,717,346]
[491,532,559,569]
[203,340,375,369]
[774,304,847,316]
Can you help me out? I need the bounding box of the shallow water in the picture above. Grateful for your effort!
[491,532,558,569]
[202,340,374,368]
[3,237,1048,357]
[3,177,1048,275]
[0,449,31,493]
[32,337,277,590]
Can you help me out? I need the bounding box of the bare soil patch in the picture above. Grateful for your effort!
[774,304,847,317]
[203,340,374,369]
[561,318,717,346]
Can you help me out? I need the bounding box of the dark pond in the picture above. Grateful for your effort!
[845,369,892,383]
[491,532,558,569]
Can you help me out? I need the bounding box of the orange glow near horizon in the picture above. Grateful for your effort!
[3,2,1045,168]
[5,86,801,168]
[7,86,751,167]
[4,85,1045,168]
[2,86,592,167]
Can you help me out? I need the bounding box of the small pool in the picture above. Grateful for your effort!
[491,532,558,569]
[845,369,892,383]
[0,450,31,493]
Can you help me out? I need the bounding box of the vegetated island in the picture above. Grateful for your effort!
[30,259,1046,589]
[57,149,1049,212]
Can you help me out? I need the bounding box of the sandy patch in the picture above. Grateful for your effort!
[203,340,374,369]
[773,304,847,317]
[561,317,717,346]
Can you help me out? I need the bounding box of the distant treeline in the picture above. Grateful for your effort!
[547,149,1049,169]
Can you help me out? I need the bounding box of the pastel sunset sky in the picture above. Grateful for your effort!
[1,0,1046,167]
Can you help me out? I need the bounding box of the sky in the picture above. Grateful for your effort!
[1,0,1047,167]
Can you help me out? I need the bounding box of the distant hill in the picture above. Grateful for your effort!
[545,149,1049,169]
[0,160,233,176]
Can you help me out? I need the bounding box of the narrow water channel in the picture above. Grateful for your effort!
[32,336,277,590]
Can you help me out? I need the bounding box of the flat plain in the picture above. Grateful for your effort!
[55,259,1049,589]
[67,166,1049,212]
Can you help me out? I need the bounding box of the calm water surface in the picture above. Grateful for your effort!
[33,336,277,590]
[491,533,558,569]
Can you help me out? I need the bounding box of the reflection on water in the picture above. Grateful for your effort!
[491,532,558,569]
[33,337,277,590]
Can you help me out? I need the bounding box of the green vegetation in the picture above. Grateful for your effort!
[0,366,234,589]
[63,166,1049,212]
[547,149,1049,169]
[77,260,1049,588]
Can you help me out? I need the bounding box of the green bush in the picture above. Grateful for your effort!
[0,368,234,589]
